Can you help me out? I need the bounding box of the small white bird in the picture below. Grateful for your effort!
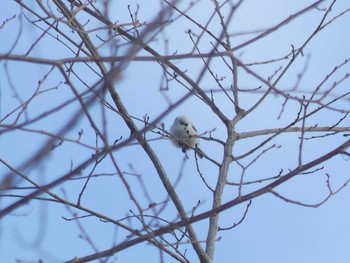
[170,116,204,158]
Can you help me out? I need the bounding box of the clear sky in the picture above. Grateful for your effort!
[1,1,350,262]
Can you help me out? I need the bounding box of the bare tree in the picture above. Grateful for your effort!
[1,0,350,262]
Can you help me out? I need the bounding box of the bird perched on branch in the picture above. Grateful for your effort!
[170,116,204,158]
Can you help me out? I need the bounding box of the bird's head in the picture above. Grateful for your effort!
[174,116,191,127]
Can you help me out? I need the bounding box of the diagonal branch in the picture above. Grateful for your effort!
[65,138,350,263]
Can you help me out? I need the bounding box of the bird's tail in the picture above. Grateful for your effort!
[195,146,204,159]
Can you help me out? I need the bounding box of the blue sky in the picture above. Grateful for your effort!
[1,1,350,262]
